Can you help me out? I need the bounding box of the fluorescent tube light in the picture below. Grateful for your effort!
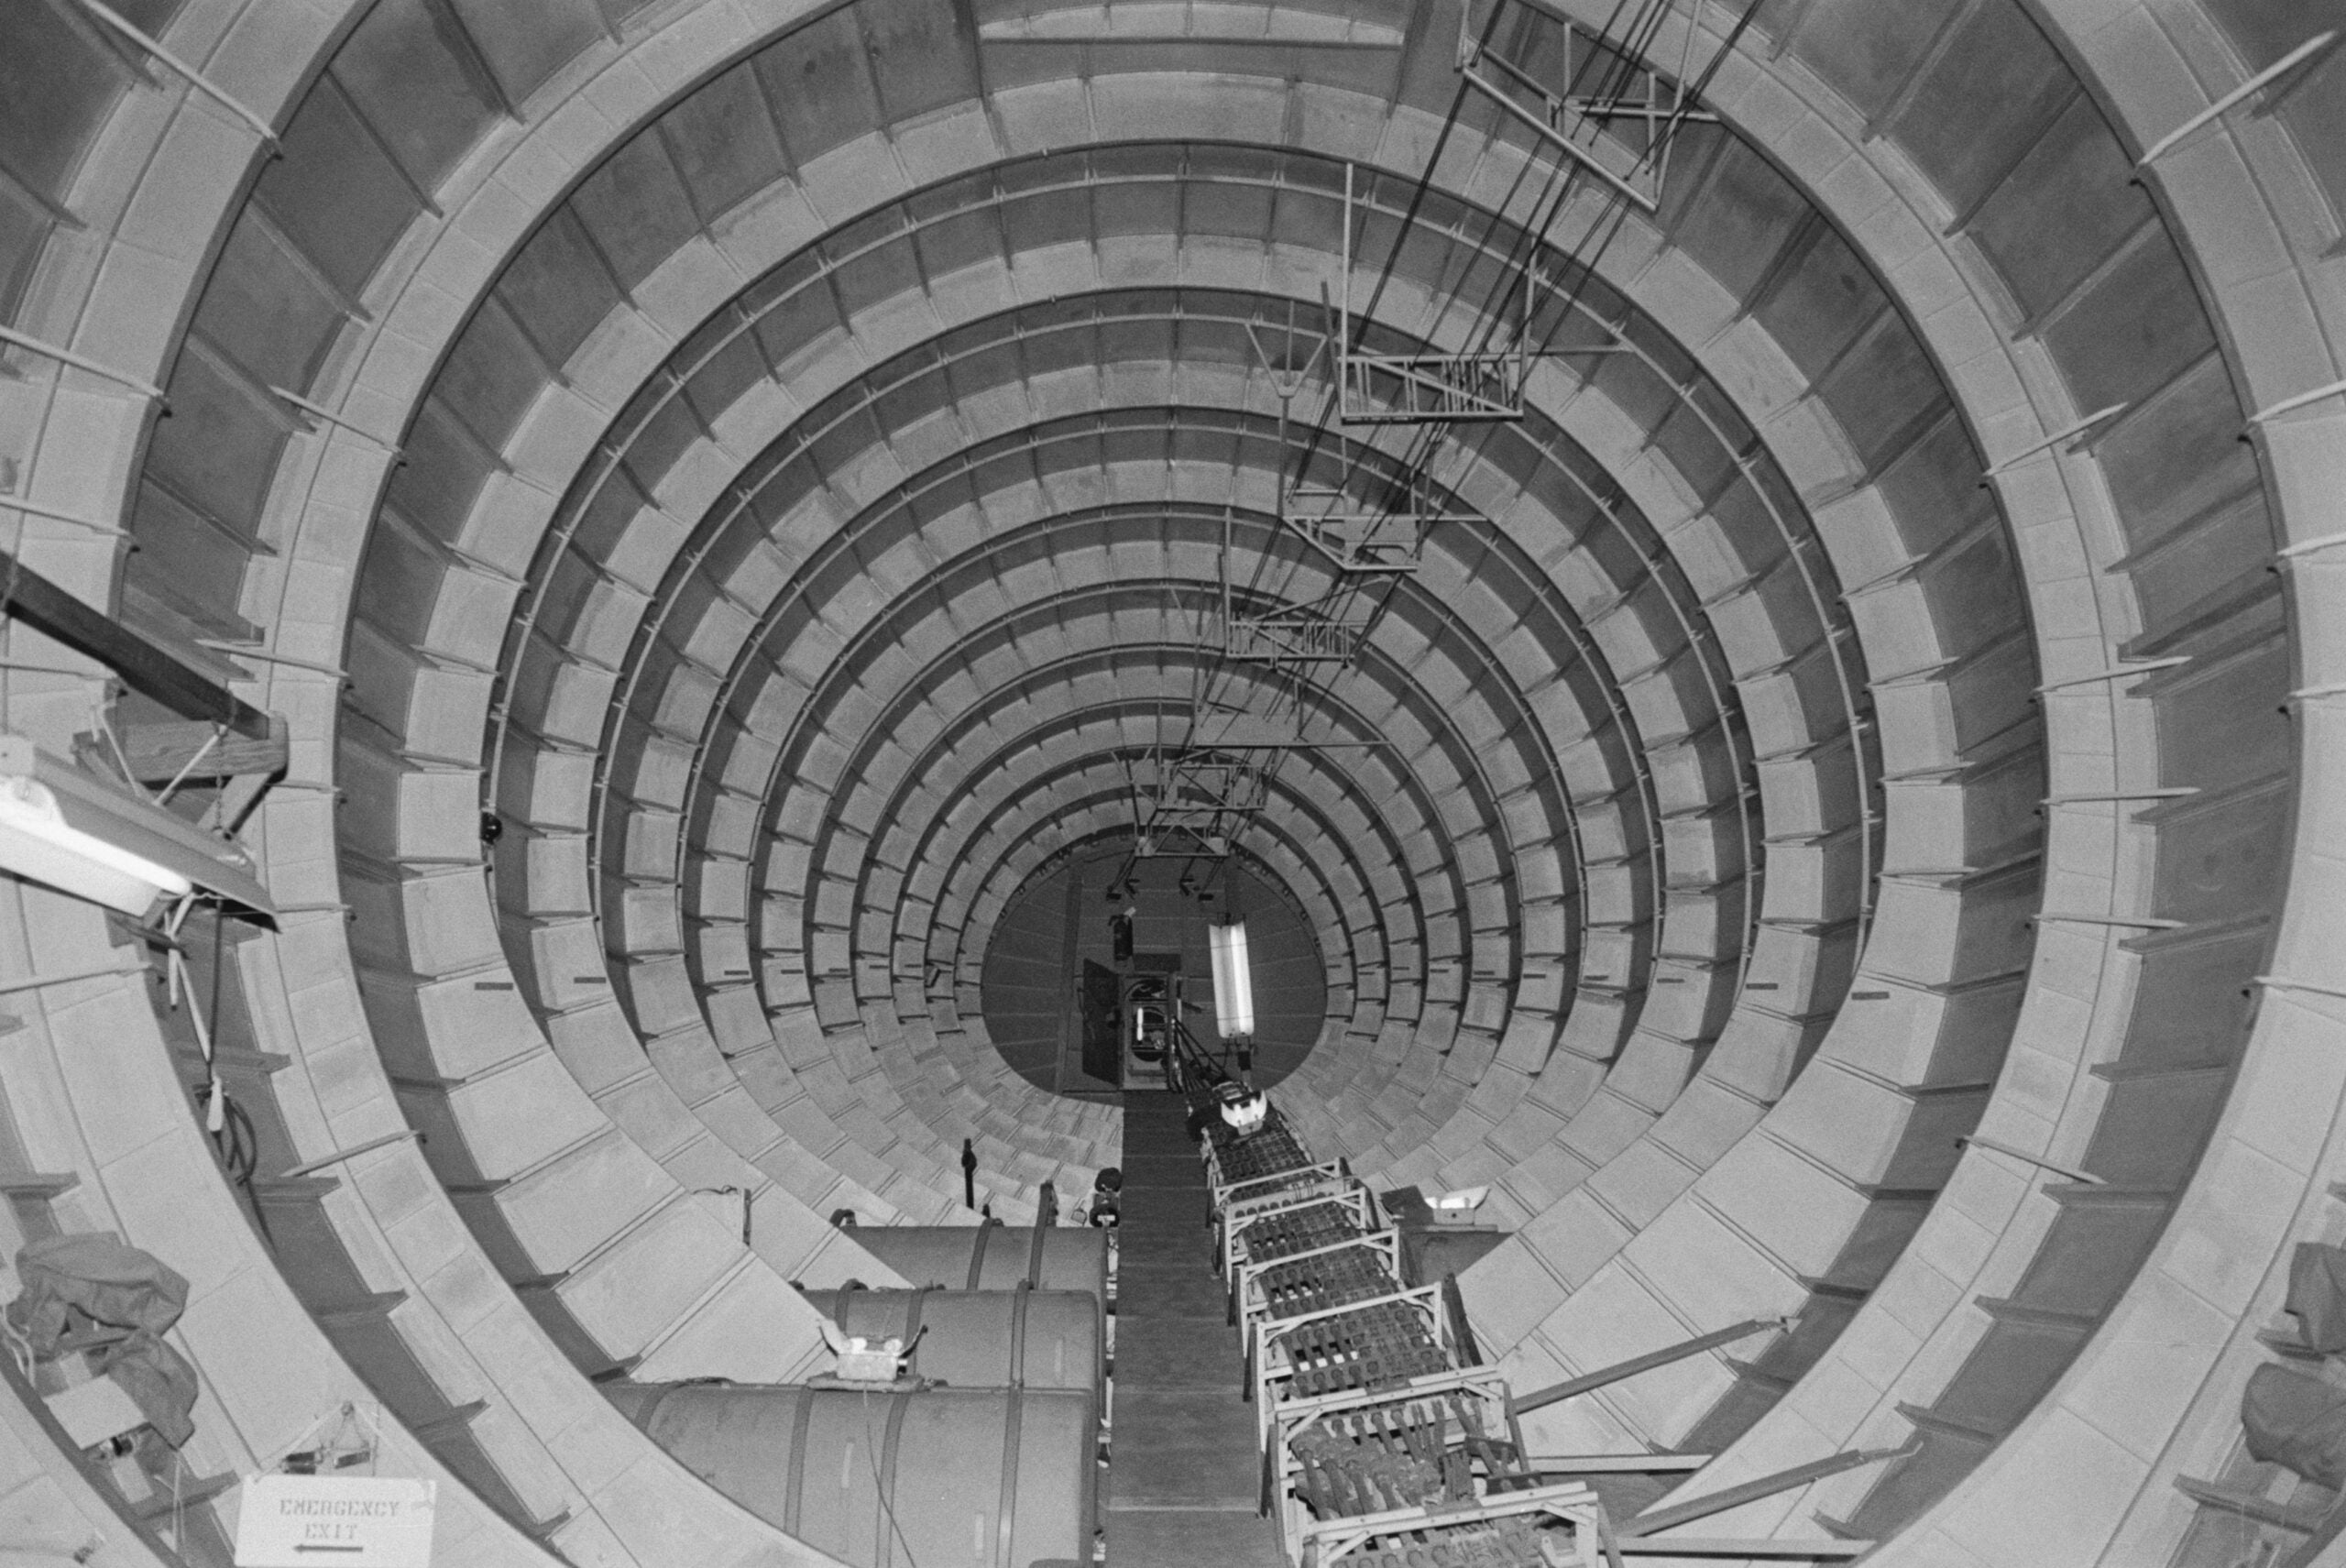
[1209,919,1254,1039]
[0,735,272,920]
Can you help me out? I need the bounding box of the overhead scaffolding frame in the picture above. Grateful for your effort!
[1454,0,1718,215]
[1186,0,1743,883]
[1223,591,1371,668]
[1336,162,1540,426]
[1128,741,1273,861]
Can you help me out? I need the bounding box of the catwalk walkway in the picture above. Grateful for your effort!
[1105,1091,1287,1566]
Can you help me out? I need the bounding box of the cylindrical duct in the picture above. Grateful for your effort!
[818,1286,1102,1396]
[850,1225,1111,1305]
[606,1383,1097,1568]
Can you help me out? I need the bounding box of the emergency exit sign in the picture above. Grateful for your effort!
[234,1476,435,1568]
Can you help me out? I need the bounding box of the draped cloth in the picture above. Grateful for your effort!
[2288,1242,2346,1353]
[2243,1363,2346,1488]
[8,1236,198,1446]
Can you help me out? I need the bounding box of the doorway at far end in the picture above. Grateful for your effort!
[979,843,1327,1097]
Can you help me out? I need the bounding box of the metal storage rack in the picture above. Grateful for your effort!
[1180,1056,1631,1566]
[1222,1186,1383,1277]
[1297,1480,1614,1568]
[1263,1365,1555,1561]
[1235,1232,1407,1336]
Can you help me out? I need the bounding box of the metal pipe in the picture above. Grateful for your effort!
[0,959,148,996]
[2029,912,2186,929]
[68,0,281,145]
[1523,1454,1711,1473]
[1623,1439,1919,1536]
[269,387,400,454]
[0,323,165,400]
[0,495,126,534]
[2252,374,2346,425]
[2135,31,2339,165]
[1607,1541,1870,1559]
[2034,658,2189,694]
[1957,1135,2103,1187]
[279,1128,422,1179]
[1982,404,2127,474]
[198,641,348,680]
[1512,1315,1794,1415]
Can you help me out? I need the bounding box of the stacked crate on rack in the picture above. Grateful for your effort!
[1255,1313,1616,1564]
[1250,1281,1462,1443]
[1269,1370,1615,1563]
[1247,1240,1410,1332]
[1293,1477,1616,1568]
[1204,1114,1314,1187]
[1198,1090,1360,1264]
[1231,1205,1402,1329]
[1222,1186,1383,1281]
[1186,1081,1626,1567]
[1214,1163,1358,1259]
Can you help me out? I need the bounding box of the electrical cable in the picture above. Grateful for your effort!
[209,1092,259,1185]
[1277,0,1763,702]
[1188,113,1603,771]
[1186,0,1523,732]
[1310,0,1779,992]
[1172,0,1764,1009]
[200,898,277,1242]
[1333,0,1678,534]
[1179,1,1761,894]
[1211,0,1666,694]
[859,1386,926,1568]
[1,508,29,728]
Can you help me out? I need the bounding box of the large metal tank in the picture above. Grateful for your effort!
[817,1285,1102,1395]
[849,1223,1109,1303]
[607,1383,1096,1568]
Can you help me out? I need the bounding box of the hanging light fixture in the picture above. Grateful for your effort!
[1208,918,1255,1041]
[0,735,272,920]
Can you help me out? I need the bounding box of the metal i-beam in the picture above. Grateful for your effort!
[0,548,274,740]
